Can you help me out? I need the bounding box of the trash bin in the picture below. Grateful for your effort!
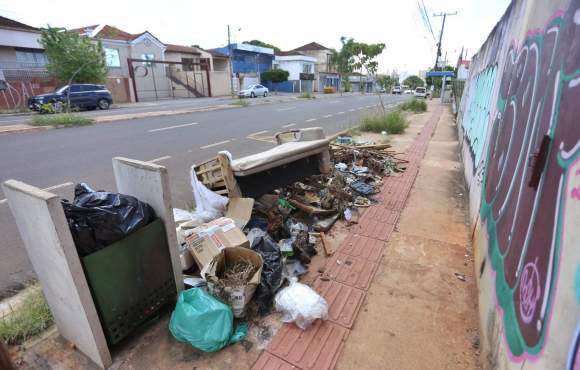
[81,218,176,345]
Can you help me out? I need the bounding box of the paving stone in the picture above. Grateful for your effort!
[324,252,378,290]
[251,352,298,370]
[338,233,385,262]
[267,321,349,370]
[359,206,399,225]
[354,218,395,240]
[312,278,366,329]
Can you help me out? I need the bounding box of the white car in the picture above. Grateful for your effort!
[404,89,414,94]
[391,86,402,94]
[238,84,269,98]
[414,87,427,98]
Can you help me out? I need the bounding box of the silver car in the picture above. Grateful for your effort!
[238,84,269,98]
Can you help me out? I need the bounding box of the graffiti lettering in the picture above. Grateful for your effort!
[519,260,541,325]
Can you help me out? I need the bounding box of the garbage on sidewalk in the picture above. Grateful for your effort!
[202,247,263,318]
[61,183,156,257]
[274,277,328,330]
[169,288,247,352]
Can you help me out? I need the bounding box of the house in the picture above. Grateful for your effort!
[348,73,377,93]
[267,51,316,93]
[210,43,274,90]
[457,59,470,80]
[0,16,55,109]
[289,42,340,92]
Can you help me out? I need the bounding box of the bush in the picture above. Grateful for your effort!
[298,91,314,99]
[400,99,427,113]
[230,99,249,107]
[31,113,93,127]
[359,111,409,134]
[0,288,53,344]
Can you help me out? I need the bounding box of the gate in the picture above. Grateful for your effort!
[127,58,212,102]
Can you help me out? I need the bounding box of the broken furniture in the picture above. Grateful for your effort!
[192,127,332,198]
[1,158,183,369]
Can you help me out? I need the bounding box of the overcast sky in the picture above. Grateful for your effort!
[1,0,509,78]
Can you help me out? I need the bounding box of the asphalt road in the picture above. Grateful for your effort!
[0,93,409,294]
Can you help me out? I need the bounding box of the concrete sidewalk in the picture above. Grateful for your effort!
[253,101,479,369]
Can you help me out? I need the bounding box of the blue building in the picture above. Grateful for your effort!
[210,43,274,90]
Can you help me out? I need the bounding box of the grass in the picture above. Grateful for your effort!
[0,288,53,345]
[359,111,409,134]
[400,98,428,113]
[230,99,249,107]
[298,91,315,99]
[31,113,94,128]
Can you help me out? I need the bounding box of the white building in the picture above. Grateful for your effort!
[272,52,317,93]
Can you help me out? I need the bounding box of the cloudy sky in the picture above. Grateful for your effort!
[1,0,509,77]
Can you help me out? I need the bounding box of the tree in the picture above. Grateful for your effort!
[243,40,281,53]
[40,27,108,84]
[376,74,393,90]
[402,75,424,89]
[261,69,289,92]
[331,37,385,94]
[425,65,456,89]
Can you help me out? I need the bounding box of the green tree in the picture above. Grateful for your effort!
[243,40,281,53]
[40,27,107,84]
[331,37,385,94]
[425,65,456,89]
[376,74,393,90]
[402,75,424,89]
[261,69,289,92]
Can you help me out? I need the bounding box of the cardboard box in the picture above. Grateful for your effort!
[225,198,254,230]
[202,247,263,317]
[184,217,250,270]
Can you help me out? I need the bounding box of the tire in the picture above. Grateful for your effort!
[263,91,268,97]
[250,92,255,98]
[98,99,110,110]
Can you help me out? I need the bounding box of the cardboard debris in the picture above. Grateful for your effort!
[184,217,250,270]
[225,197,254,229]
[202,247,263,317]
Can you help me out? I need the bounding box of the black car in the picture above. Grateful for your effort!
[28,84,113,112]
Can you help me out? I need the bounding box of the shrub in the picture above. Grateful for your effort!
[230,99,249,107]
[0,288,53,344]
[31,113,93,127]
[298,91,314,99]
[400,98,427,113]
[359,111,409,134]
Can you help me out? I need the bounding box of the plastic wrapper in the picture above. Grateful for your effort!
[169,288,247,352]
[61,183,155,257]
[275,277,328,329]
[190,167,229,223]
[248,228,283,314]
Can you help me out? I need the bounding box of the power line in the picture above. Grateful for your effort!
[419,0,436,41]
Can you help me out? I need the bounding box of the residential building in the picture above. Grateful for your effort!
[289,42,340,92]
[0,16,55,109]
[211,43,274,90]
[267,51,316,93]
[457,59,470,80]
[348,73,377,93]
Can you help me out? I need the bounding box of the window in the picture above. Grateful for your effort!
[15,49,48,66]
[104,48,121,67]
[142,53,155,66]
[69,85,81,93]
[302,63,312,73]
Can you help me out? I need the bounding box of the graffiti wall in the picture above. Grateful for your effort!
[456,0,580,368]
[0,79,57,110]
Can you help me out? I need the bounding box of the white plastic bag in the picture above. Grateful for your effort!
[190,167,229,223]
[275,277,328,330]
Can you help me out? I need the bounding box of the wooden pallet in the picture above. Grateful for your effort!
[192,153,241,197]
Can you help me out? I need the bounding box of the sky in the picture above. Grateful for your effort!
[0,0,510,78]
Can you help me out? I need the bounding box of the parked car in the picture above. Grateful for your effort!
[378,87,386,93]
[404,89,414,94]
[28,84,113,112]
[391,86,402,94]
[238,84,269,98]
[414,87,427,98]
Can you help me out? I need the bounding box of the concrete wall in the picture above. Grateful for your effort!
[0,28,41,49]
[455,0,580,368]
[209,70,230,96]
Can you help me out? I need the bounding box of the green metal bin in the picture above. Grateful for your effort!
[81,219,176,345]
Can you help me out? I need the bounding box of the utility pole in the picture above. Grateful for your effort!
[433,11,457,69]
[227,25,235,97]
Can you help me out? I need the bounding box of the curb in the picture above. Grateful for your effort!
[0,125,49,136]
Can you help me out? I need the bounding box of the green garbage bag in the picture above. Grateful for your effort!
[169,288,248,352]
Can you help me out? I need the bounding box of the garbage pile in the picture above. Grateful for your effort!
[171,134,406,351]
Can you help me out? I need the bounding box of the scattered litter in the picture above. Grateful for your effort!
[455,272,466,282]
[283,259,308,279]
[336,136,353,145]
[190,167,229,223]
[313,213,340,232]
[250,234,284,314]
[350,180,375,195]
[169,288,247,352]
[335,162,348,171]
[275,277,328,330]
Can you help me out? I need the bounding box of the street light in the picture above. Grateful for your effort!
[227,25,241,97]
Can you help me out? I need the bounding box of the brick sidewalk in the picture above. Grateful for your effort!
[251,105,444,370]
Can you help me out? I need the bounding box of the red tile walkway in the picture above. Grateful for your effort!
[251,106,444,370]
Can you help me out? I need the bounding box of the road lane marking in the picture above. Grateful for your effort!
[328,100,340,104]
[282,123,296,128]
[323,114,333,118]
[148,122,198,133]
[277,106,296,111]
[357,107,364,110]
[337,111,345,115]
[305,118,317,122]
[0,182,74,205]
[366,105,373,108]
[200,140,230,149]
[148,155,171,163]
[348,108,356,112]
[248,130,269,136]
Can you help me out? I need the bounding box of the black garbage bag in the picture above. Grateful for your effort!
[62,183,156,257]
[249,232,283,314]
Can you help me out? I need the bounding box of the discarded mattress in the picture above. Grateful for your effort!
[230,139,329,176]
